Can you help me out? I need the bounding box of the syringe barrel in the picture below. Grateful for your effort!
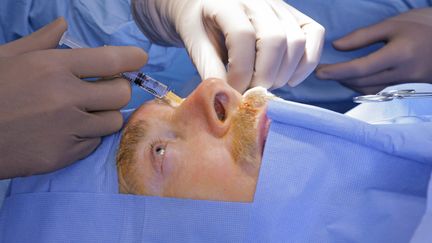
[121,72,168,98]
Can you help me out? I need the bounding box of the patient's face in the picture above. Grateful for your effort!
[117,78,270,202]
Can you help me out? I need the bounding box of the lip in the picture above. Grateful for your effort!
[256,105,270,156]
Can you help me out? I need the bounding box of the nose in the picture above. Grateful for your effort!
[174,78,242,137]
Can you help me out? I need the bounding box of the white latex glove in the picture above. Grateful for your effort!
[132,0,325,93]
[316,8,432,94]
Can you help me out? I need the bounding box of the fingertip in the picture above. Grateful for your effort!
[316,63,330,70]
[72,137,102,163]
[226,66,251,93]
[114,78,132,107]
[40,17,67,39]
[333,28,369,51]
[87,46,148,75]
[122,81,132,106]
[83,137,102,157]
[227,79,248,94]
[271,78,291,90]
[286,77,304,87]
[90,137,102,150]
[95,111,125,135]
[54,16,68,32]
[115,46,148,69]
[111,111,125,132]
[127,46,148,66]
[82,77,132,111]
[332,36,350,50]
[315,67,332,80]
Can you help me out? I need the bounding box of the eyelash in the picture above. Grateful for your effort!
[149,139,167,174]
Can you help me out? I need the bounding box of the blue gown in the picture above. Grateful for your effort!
[1,84,431,242]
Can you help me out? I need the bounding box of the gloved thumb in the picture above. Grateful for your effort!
[0,17,67,58]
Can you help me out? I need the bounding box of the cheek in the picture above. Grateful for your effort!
[165,137,240,196]
[120,156,162,195]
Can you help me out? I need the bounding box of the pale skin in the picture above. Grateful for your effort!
[117,78,271,202]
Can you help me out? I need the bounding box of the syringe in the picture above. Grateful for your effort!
[59,32,183,106]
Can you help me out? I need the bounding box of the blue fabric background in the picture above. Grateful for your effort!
[1,97,431,242]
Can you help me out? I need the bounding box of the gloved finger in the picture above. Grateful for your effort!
[248,0,287,89]
[332,20,395,51]
[177,2,228,87]
[338,68,402,87]
[315,44,399,80]
[80,78,131,111]
[189,36,228,88]
[0,17,67,58]
[282,4,325,86]
[39,137,102,174]
[78,111,124,138]
[67,137,101,165]
[59,46,148,78]
[265,0,306,89]
[206,3,256,92]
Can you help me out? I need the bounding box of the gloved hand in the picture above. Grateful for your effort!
[132,0,324,92]
[316,8,432,94]
[0,18,148,179]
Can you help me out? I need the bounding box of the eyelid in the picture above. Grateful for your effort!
[149,139,167,174]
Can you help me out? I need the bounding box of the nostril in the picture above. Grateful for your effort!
[214,93,228,121]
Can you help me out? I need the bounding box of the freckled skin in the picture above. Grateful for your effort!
[117,79,270,202]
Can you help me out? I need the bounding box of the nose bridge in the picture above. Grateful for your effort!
[173,83,210,125]
[177,79,218,114]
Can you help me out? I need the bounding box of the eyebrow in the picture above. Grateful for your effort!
[117,119,149,166]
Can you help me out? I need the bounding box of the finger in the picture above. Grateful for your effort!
[176,3,228,89]
[206,3,256,92]
[281,4,325,86]
[67,137,101,164]
[333,20,395,51]
[78,111,124,138]
[315,44,399,80]
[58,46,148,78]
[248,0,288,89]
[265,0,306,89]
[80,78,131,111]
[338,69,403,87]
[0,17,67,58]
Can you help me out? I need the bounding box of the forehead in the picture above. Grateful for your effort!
[132,100,174,121]
[125,100,177,137]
